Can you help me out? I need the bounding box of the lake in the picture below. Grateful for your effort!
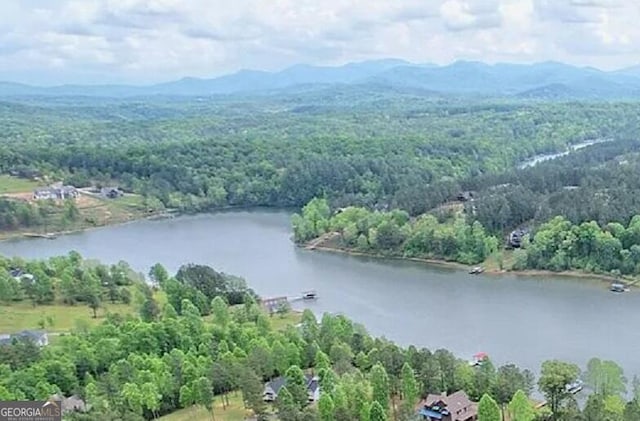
[518,138,613,169]
[1,210,638,378]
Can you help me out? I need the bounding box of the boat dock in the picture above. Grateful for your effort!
[469,266,484,275]
[260,291,318,313]
[23,233,57,240]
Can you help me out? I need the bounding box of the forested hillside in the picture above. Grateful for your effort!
[1,94,637,218]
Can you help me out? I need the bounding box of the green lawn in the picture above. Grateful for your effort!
[0,175,42,194]
[269,311,303,330]
[106,193,146,210]
[159,392,249,421]
[0,301,136,333]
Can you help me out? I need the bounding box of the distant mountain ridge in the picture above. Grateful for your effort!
[2,59,640,99]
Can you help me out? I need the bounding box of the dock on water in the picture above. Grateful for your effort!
[260,291,318,313]
[23,233,57,240]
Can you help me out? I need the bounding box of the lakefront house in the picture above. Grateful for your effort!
[33,185,78,200]
[417,391,478,421]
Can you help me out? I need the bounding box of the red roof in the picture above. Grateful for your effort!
[473,352,488,359]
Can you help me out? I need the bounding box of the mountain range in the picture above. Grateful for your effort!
[2,59,640,99]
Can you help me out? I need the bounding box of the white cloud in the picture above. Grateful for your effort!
[0,0,639,84]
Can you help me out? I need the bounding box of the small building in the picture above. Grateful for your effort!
[263,374,320,403]
[100,187,123,199]
[0,330,49,347]
[417,391,477,421]
[508,228,529,248]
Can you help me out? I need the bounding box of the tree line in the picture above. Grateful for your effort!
[0,252,135,315]
[0,198,80,232]
[513,215,640,276]
[1,96,637,216]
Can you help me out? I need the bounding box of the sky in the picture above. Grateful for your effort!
[1,0,639,85]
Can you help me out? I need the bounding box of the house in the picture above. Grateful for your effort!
[263,374,320,402]
[9,268,35,283]
[33,185,78,200]
[456,191,475,202]
[33,187,58,200]
[0,330,49,347]
[50,393,90,414]
[417,391,477,421]
[100,187,123,199]
[508,228,529,248]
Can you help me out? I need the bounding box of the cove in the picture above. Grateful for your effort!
[1,210,638,377]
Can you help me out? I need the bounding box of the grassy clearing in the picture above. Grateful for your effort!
[0,300,136,333]
[483,249,516,272]
[159,392,249,421]
[269,310,302,330]
[0,292,295,335]
[0,175,42,195]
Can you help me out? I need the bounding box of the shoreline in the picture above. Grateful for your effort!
[0,205,293,242]
[305,243,632,285]
[0,212,177,242]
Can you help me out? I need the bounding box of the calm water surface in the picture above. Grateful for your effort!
[1,210,638,377]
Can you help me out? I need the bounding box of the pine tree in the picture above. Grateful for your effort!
[478,394,501,421]
[507,390,534,421]
[369,401,387,421]
[319,393,335,421]
[401,362,419,412]
[370,363,390,411]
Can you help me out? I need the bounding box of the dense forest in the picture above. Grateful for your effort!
[462,138,640,232]
[2,95,639,216]
[2,254,640,421]
[292,198,498,265]
[293,196,640,277]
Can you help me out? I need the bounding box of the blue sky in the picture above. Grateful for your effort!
[1,0,639,85]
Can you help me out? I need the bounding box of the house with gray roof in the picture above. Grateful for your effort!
[417,390,477,421]
[50,393,90,414]
[263,374,320,402]
[0,330,49,347]
[100,187,123,199]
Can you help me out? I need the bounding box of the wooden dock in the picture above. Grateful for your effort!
[23,233,57,239]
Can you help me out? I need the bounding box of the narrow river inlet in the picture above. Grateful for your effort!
[1,210,638,378]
